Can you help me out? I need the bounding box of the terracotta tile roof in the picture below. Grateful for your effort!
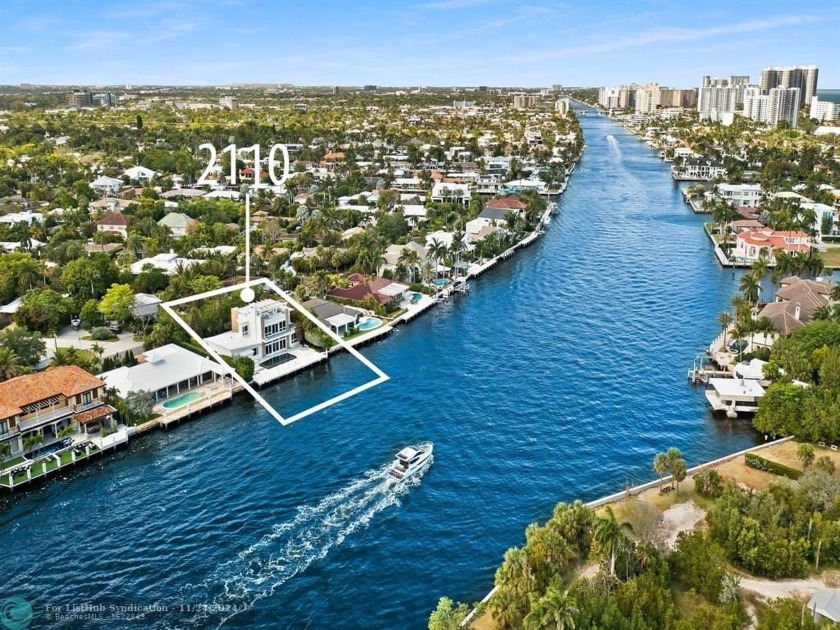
[328,276,400,305]
[736,229,811,252]
[486,195,527,210]
[0,366,104,420]
[75,404,116,424]
[97,211,129,226]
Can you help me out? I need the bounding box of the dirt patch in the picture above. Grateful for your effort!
[739,575,828,600]
[659,500,706,548]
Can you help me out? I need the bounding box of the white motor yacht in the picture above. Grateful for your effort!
[388,443,433,481]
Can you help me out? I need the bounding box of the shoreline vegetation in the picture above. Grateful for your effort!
[433,437,840,630]
[0,87,584,490]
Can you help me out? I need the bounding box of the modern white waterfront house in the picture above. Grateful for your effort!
[206,300,299,366]
[715,183,763,208]
[705,378,765,418]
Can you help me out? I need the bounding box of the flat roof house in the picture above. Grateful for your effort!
[205,300,300,366]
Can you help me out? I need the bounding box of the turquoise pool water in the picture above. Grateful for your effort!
[433,279,450,286]
[356,317,383,332]
[161,391,203,409]
[412,292,423,302]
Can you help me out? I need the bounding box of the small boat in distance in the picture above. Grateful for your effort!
[388,443,433,481]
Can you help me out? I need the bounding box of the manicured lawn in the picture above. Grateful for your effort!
[0,456,26,473]
[821,246,840,268]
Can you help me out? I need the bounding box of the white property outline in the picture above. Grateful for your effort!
[161,277,389,425]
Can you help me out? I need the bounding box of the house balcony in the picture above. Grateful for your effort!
[265,324,295,340]
[18,407,75,432]
[74,400,103,413]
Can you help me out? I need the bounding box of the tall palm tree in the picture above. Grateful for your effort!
[0,347,22,382]
[594,505,633,577]
[428,238,447,279]
[739,273,761,305]
[717,311,733,348]
[754,316,776,348]
[653,452,668,491]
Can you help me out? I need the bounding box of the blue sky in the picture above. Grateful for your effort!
[0,0,837,88]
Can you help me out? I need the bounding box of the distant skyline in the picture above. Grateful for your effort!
[0,0,838,88]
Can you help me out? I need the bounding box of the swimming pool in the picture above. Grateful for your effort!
[161,391,204,409]
[356,317,383,332]
[433,278,450,286]
[411,292,423,303]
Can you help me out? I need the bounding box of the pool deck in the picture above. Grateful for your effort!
[156,380,237,428]
[253,346,329,386]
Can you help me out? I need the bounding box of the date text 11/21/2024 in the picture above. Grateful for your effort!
[196,143,291,187]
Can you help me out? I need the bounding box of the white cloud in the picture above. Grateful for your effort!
[509,14,821,63]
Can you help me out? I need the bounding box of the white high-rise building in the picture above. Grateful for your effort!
[555,98,571,115]
[743,86,770,123]
[810,96,840,122]
[768,87,800,128]
[697,85,738,124]
[635,85,659,114]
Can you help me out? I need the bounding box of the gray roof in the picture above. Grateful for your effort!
[809,589,840,622]
[302,298,364,323]
[479,207,512,221]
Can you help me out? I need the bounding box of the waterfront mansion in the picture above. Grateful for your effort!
[732,228,812,265]
[206,299,299,365]
[0,366,114,458]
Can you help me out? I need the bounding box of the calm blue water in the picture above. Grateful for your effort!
[817,89,840,104]
[0,110,758,629]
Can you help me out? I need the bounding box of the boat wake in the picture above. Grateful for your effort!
[606,134,621,157]
[181,459,431,627]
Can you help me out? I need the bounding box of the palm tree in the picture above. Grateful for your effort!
[665,447,687,492]
[22,433,43,455]
[730,323,747,361]
[0,347,22,382]
[594,505,633,577]
[754,316,775,348]
[525,585,577,630]
[653,452,668,491]
[90,343,105,366]
[716,311,733,348]
[739,272,761,305]
[752,256,770,282]
[51,347,81,367]
[0,441,10,472]
[814,305,833,321]
[492,587,523,630]
[428,238,447,279]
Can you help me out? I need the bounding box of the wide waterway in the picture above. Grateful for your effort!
[0,109,759,629]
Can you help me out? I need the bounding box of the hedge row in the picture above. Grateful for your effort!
[745,452,802,480]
